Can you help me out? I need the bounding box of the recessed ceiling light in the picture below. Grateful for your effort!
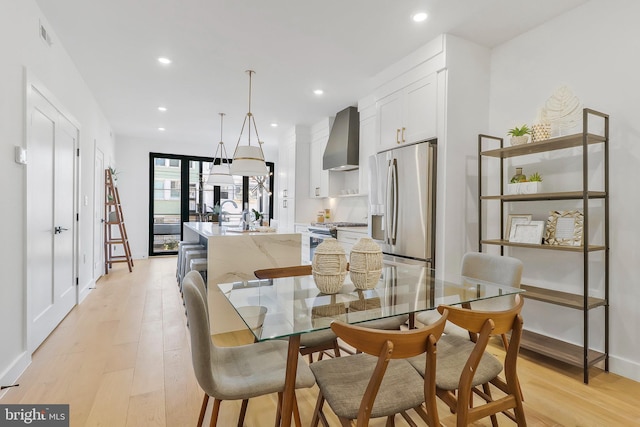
[313,89,324,95]
[157,57,172,65]
[158,127,166,131]
[158,106,167,112]
[270,123,278,127]
[412,12,428,22]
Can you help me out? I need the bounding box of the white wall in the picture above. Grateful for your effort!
[114,135,278,259]
[0,0,115,386]
[488,0,639,380]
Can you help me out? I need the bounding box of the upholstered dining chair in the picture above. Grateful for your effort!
[310,311,448,427]
[182,270,316,427]
[416,252,523,341]
[409,295,526,426]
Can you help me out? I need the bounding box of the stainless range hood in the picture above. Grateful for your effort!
[323,106,359,171]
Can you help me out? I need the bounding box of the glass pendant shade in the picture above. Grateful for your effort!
[230,70,268,177]
[206,112,234,186]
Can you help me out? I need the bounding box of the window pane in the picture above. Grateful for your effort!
[169,158,179,167]
[152,157,181,253]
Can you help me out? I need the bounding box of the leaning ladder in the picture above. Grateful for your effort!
[104,168,134,273]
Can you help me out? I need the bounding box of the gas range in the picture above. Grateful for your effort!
[308,222,368,238]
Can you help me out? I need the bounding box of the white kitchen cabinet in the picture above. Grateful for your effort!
[376,73,437,153]
[276,126,321,233]
[309,118,332,198]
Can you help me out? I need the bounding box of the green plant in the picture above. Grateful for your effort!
[529,172,543,182]
[510,176,527,183]
[251,209,263,222]
[211,203,221,214]
[507,124,531,136]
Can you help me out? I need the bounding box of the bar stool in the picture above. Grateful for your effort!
[177,242,203,281]
[189,258,208,285]
[181,248,207,291]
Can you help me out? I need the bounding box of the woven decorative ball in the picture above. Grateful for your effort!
[348,237,383,290]
[312,238,347,294]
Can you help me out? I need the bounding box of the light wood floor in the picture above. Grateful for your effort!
[2,257,639,426]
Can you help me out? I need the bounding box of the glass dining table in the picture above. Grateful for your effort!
[217,262,524,427]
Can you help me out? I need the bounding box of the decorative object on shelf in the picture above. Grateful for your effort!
[505,214,532,240]
[543,210,584,246]
[507,124,530,146]
[508,220,546,244]
[531,108,551,142]
[312,238,348,294]
[544,86,582,136]
[507,169,543,194]
[230,70,269,177]
[207,113,235,186]
[348,237,383,290]
[510,167,527,183]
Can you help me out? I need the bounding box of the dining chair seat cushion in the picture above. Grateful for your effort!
[309,353,426,419]
[300,328,338,348]
[208,340,316,401]
[407,334,503,391]
[359,314,409,331]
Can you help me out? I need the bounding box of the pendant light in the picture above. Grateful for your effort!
[229,70,269,177]
[206,113,235,186]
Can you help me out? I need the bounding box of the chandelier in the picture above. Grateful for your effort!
[206,113,235,186]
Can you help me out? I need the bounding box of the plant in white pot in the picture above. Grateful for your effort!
[507,170,543,195]
[507,124,531,146]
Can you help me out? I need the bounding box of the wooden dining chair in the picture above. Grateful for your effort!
[255,265,342,362]
[409,295,526,426]
[309,311,448,427]
[182,271,316,427]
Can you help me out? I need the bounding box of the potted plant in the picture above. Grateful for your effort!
[210,203,221,223]
[507,124,531,146]
[506,170,543,194]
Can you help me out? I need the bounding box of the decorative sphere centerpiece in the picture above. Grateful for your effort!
[349,237,383,289]
[312,238,347,294]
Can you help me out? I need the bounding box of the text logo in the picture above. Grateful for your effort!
[0,405,69,426]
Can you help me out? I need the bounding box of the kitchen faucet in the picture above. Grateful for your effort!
[219,200,238,223]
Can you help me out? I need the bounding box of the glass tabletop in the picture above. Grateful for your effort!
[217,263,524,342]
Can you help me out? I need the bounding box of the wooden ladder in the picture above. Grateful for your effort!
[104,168,134,273]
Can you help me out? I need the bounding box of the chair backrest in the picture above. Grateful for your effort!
[437,295,524,395]
[461,252,523,288]
[330,311,448,424]
[182,270,216,395]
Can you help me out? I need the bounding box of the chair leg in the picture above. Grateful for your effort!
[197,394,209,427]
[209,398,221,427]
[237,399,249,427]
[482,383,498,427]
[333,340,341,358]
[275,392,282,427]
[385,414,396,426]
[311,393,325,427]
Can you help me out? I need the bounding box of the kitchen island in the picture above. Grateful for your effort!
[183,222,302,334]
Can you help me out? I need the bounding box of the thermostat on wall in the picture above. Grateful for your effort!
[15,146,27,165]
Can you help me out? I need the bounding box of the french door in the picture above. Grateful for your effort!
[148,153,274,256]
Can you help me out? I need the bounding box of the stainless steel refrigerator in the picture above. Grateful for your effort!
[369,139,437,266]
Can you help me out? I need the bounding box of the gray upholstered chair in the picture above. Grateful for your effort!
[416,252,523,339]
[309,312,448,427]
[408,296,527,426]
[182,270,316,427]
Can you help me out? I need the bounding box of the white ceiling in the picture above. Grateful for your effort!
[35,0,587,159]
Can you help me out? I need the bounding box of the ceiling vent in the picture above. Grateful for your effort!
[39,21,52,46]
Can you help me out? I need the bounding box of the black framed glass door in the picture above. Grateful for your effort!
[149,152,274,256]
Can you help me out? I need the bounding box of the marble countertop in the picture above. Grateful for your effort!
[184,222,289,238]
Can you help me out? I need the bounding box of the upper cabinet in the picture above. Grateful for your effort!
[376,73,437,152]
[309,118,332,198]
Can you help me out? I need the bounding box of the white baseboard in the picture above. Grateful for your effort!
[0,351,31,399]
[78,278,95,303]
[609,355,640,382]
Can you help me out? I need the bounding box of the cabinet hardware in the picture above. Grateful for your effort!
[401,127,406,142]
[396,128,401,144]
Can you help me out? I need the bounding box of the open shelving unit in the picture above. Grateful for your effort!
[478,108,609,384]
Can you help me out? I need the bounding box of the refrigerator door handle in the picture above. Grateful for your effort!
[389,158,398,245]
[385,159,393,244]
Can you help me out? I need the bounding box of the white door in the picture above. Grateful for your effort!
[94,147,104,281]
[27,84,78,351]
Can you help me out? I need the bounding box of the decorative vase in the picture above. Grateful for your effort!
[511,167,526,183]
[312,238,347,294]
[531,123,551,142]
[348,237,383,290]
[510,135,529,146]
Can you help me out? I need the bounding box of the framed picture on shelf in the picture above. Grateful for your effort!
[505,214,533,240]
[544,210,584,246]
[509,220,546,244]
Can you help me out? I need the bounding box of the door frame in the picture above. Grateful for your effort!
[25,69,80,352]
[93,144,104,284]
